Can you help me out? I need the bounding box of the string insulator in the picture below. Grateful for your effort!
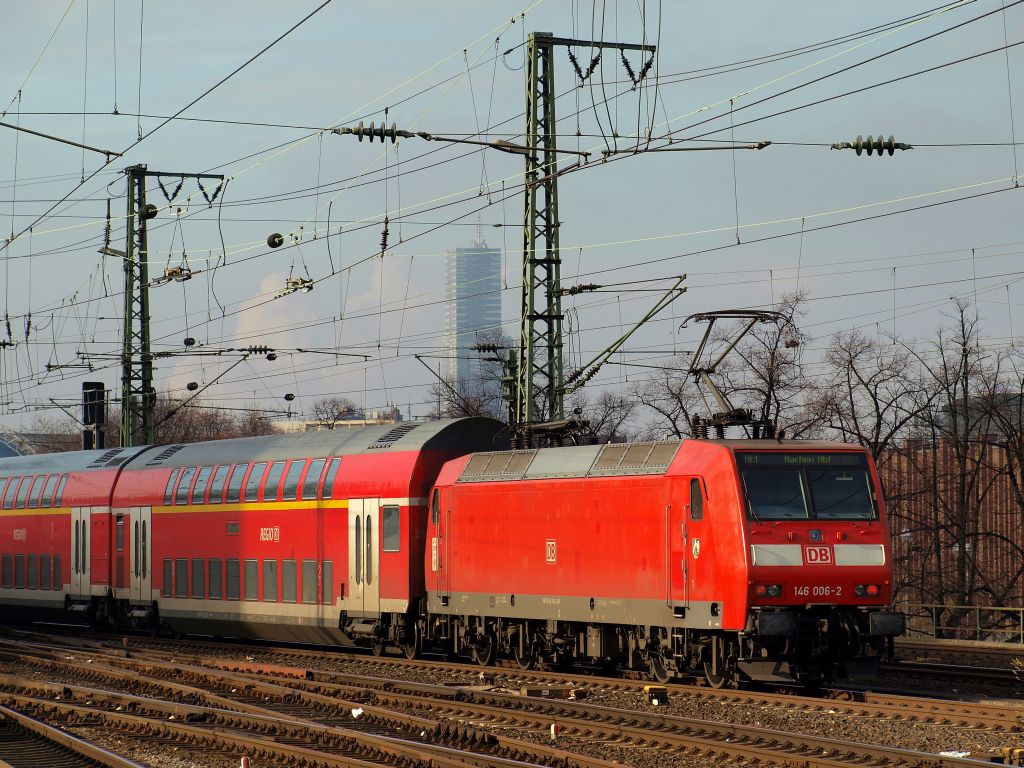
[831,134,912,156]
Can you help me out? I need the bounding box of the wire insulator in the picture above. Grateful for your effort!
[620,49,637,86]
[831,134,912,156]
[380,216,390,254]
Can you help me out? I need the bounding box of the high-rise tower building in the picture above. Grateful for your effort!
[443,227,502,392]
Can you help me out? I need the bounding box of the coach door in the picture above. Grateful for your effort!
[348,499,380,615]
[129,507,153,603]
[71,508,90,595]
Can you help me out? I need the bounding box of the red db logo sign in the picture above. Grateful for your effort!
[803,545,833,565]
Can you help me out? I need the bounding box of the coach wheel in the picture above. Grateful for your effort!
[371,640,386,657]
[403,623,421,660]
[513,635,536,670]
[649,653,672,684]
[472,631,496,666]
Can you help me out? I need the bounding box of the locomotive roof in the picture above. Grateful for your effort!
[123,417,507,470]
[455,438,868,483]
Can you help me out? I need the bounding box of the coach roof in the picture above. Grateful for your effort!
[122,416,507,470]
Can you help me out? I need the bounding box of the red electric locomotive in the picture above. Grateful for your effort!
[423,438,905,685]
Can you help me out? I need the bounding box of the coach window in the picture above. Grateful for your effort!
[33,477,50,508]
[226,559,240,600]
[208,559,223,599]
[354,521,362,584]
[321,561,333,604]
[133,521,139,576]
[226,465,246,503]
[300,459,325,500]
[54,475,68,505]
[174,558,188,598]
[244,559,258,600]
[53,556,61,590]
[320,458,341,500]
[41,475,58,507]
[1,555,11,588]
[73,522,79,573]
[301,560,317,604]
[281,461,304,501]
[208,465,230,504]
[40,555,51,590]
[282,560,296,602]
[163,469,181,506]
[175,467,197,506]
[2,478,18,509]
[15,477,32,509]
[192,559,205,599]
[14,555,25,589]
[0,480,6,505]
[263,559,278,601]
[430,489,439,524]
[364,517,373,586]
[26,477,43,508]
[263,461,286,502]
[689,479,704,521]
[162,559,172,596]
[191,466,213,504]
[27,555,37,589]
[243,464,267,503]
[115,515,125,552]
[382,506,400,552]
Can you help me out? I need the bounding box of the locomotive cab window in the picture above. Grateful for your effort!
[737,452,876,521]
[430,489,439,524]
[689,479,704,521]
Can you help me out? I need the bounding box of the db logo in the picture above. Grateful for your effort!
[804,545,833,564]
[545,539,557,564]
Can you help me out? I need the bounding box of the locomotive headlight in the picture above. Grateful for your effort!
[866,584,880,597]
[754,584,767,597]
[754,583,782,598]
[855,584,881,597]
[767,584,781,598]
[855,584,865,597]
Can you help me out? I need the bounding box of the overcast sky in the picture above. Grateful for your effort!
[1,0,1022,430]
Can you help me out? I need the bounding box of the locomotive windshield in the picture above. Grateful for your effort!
[736,452,876,521]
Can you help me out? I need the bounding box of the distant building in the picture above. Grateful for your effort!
[443,230,502,393]
[275,406,401,433]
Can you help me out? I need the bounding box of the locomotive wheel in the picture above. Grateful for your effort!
[703,660,734,689]
[472,631,496,666]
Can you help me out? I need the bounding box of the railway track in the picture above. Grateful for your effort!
[0,632,1018,767]
[0,703,144,768]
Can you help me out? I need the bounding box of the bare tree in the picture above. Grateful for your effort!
[569,390,638,443]
[310,396,361,429]
[632,356,703,439]
[814,329,932,460]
